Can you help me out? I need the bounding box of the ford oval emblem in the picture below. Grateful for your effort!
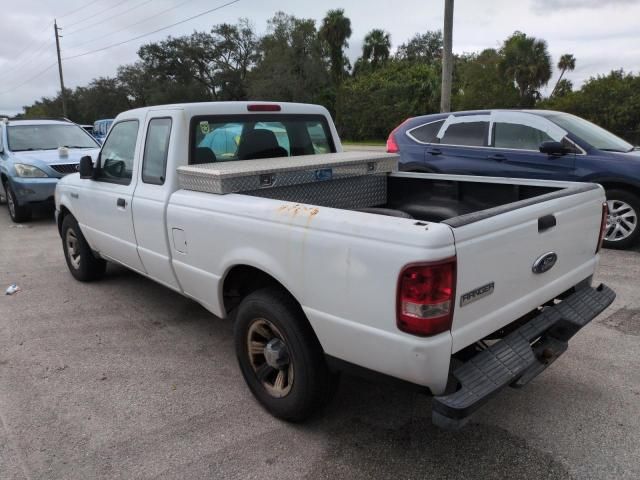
[532,252,557,274]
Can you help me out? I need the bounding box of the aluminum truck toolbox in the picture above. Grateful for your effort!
[176,151,399,194]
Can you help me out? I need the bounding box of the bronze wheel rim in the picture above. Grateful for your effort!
[65,229,81,269]
[247,318,294,398]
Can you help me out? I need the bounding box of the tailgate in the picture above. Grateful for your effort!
[446,182,605,352]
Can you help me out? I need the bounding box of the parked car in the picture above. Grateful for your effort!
[387,110,640,249]
[0,118,100,222]
[92,118,114,144]
[55,101,614,428]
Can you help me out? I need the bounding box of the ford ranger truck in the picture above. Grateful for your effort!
[54,102,615,429]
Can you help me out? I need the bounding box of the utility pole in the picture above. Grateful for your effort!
[440,0,454,113]
[54,19,67,118]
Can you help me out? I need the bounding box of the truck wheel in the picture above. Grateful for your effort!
[604,189,640,250]
[61,214,107,281]
[234,287,334,421]
[4,182,31,223]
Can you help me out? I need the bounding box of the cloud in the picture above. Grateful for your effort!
[532,0,638,10]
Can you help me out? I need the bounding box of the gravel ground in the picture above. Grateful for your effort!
[1,207,639,480]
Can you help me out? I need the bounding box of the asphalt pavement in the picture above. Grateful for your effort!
[1,207,639,480]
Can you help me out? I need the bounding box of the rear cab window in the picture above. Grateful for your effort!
[190,114,335,164]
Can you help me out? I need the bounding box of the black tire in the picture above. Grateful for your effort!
[4,182,31,223]
[603,189,640,250]
[61,214,107,281]
[234,287,335,421]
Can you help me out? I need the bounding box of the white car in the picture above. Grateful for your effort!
[54,101,615,428]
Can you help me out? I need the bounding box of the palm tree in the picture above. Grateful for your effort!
[500,31,552,107]
[362,29,391,68]
[319,9,352,85]
[551,53,576,97]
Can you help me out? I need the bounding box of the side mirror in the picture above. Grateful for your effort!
[539,141,568,156]
[79,155,95,179]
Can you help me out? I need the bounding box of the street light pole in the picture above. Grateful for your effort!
[440,0,454,113]
[54,19,67,118]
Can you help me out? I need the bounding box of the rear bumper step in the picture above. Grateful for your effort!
[432,283,615,430]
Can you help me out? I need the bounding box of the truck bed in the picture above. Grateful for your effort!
[177,151,598,227]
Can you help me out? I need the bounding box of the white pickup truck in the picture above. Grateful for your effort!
[55,102,615,428]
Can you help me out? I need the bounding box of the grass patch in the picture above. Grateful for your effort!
[342,140,386,147]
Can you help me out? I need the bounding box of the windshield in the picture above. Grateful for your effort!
[538,112,633,153]
[7,124,99,152]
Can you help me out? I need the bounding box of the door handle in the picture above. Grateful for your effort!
[427,148,442,156]
[488,154,506,162]
[117,198,126,208]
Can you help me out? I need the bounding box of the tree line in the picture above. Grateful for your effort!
[20,10,640,144]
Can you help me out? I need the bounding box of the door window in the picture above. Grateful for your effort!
[493,122,554,150]
[440,121,488,146]
[96,120,139,184]
[142,118,172,185]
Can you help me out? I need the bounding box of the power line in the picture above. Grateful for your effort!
[64,0,201,50]
[0,62,58,96]
[63,0,240,61]
[3,39,53,80]
[58,1,94,19]
[65,0,157,36]
[63,0,130,29]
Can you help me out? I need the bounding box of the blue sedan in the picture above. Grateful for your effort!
[388,110,640,249]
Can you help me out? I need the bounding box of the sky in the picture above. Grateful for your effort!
[1,0,639,115]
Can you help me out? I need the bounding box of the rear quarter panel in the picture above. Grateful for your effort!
[166,191,456,390]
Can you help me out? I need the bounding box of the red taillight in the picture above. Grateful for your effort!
[247,104,281,112]
[396,259,456,336]
[596,202,608,253]
[386,118,412,153]
[386,131,399,153]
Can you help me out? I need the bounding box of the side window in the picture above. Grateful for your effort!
[408,120,445,143]
[440,121,488,146]
[142,118,172,185]
[96,120,139,184]
[494,122,554,150]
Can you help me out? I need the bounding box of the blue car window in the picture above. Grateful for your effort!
[441,121,488,146]
[494,123,554,150]
[409,120,445,143]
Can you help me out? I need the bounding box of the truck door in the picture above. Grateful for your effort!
[79,119,146,272]
[487,111,578,180]
[131,114,181,290]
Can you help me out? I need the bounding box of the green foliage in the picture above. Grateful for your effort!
[396,31,443,64]
[319,9,352,85]
[248,12,330,105]
[500,31,552,107]
[336,61,439,140]
[16,12,638,144]
[542,70,640,144]
[454,49,520,110]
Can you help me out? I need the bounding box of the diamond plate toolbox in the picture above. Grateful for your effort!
[176,151,399,195]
